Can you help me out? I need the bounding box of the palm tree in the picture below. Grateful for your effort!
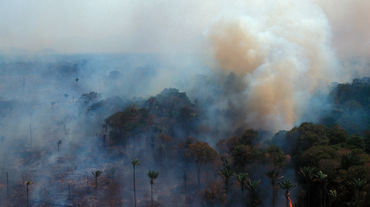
[246,179,261,207]
[266,146,286,207]
[349,178,367,207]
[25,180,33,207]
[92,170,102,189]
[148,170,159,207]
[57,140,62,152]
[279,179,296,207]
[220,167,233,192]
[131,159,140,207]
[236,172,249,192]
[298,167,316,207]
[315,171,328,207]
[266,169,281,207]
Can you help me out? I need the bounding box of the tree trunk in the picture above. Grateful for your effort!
[26,185,29,207]
[95,176,98,189]
[197,165,201,188]
[285,191,292,207]
[272,180,278,207]
[133,166,137,207]
[151,183,154,207]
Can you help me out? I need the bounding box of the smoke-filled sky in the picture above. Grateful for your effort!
[0,0,369,131]
[0,0,369,57]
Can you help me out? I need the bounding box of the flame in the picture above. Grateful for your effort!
[288,195,293,207]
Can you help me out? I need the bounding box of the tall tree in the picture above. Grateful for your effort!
[298,167,317,207]
[25,180,33,207]
[92,170,102,189]
[315,171,328,207]
[349,178,367,207]
[186,141,218,187]
[236,172,249,192]
[266,169,281,207]
[148,170,159,207]
[57,140,62,152]
[266,146,286,207]
[246,179,261,207]
[279,179,296,207]
[220,167,233,193]
[131,159,140,207]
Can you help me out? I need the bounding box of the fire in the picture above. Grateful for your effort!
[289,198,293,207]
[288,194,293,207]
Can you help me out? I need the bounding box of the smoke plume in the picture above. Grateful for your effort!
[208,0,342,131]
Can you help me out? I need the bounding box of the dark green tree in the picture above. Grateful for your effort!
[148,170,159,207]
[279,179,296,207]
[186,141,217,187]
[298,167,317,207]
[349,178,367,207]
[246,179,261,207]
[315,171,328,207]
[220,167,233,193]
[236,172,249,192]
[266,146,286,207]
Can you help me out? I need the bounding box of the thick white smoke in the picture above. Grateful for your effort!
[208,0,341,131]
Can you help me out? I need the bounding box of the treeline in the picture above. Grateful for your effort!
[99,82,370,206]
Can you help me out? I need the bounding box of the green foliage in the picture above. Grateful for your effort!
[316,170,327,181]
[364,132,370,153]
[246,179,260,192]
[186,141,218,164]
[202,181,227,206]
[236,172,249,191]
[220,167,233,178]
[298,166,317,184]
[148,170,159,179]
[341,153,362,169]
[131,159,141,167]
[279,179,296,192]
[327,125,347,145]
[239,129,258,145]
[287,122,329,155]
[266,145,286,169]
[346,135,365,150]
[232,145,263,170]
[328,189,337,201]
[298,145,337,167]
[348,178,367,190]
[25,181,33,185]
[92,170,102,178]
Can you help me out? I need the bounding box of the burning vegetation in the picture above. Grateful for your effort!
[0,74,369,206]
[0,1,370,206]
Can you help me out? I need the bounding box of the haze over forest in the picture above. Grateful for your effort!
[0,0,369,207]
